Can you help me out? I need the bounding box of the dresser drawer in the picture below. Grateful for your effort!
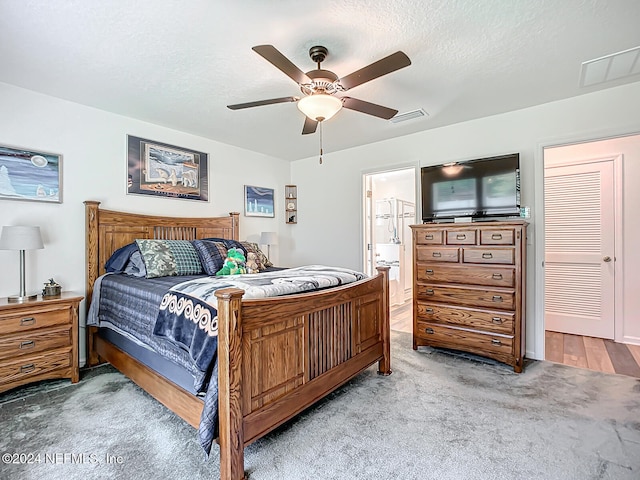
[0,327,72,361]
[462,247,514,265]
[415,230,443,245]
[416,284,515,310]
[480,229,515,245]
[416,302,514,335]
[0,348,72,386]
[416,246,459,263]
[0,306,72,336]
[415,321,514,355]
[446,230,476,245]
[416,264,515,287]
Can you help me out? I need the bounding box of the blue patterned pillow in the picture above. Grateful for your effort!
[191,239,228,276]
[223,239,247,256]
[105,242,139,272]
[135,239,203,278]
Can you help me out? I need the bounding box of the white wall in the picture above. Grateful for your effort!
[0,82,290,363]
[290,81,640,361]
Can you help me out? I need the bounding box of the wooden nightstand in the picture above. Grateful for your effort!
[0,292,83,394]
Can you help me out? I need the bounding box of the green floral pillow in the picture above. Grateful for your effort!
[135,239,203,278]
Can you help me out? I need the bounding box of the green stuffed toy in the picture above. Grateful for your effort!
[216,247,247,276]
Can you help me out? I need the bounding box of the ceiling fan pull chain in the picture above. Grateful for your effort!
[319,121,323,164]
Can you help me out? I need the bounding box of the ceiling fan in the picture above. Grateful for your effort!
[227,44,411,135]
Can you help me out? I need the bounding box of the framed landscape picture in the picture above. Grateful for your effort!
[0,145,62,203]
[244,185,274,217]
[127,135,208,201]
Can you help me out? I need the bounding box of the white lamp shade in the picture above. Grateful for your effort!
[297,94,343,121]
[260,231,278,245]
[0,226,44,250]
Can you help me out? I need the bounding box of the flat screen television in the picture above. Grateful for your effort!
[421,153,520,222]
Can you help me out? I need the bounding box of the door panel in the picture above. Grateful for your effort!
[544,159,615,338]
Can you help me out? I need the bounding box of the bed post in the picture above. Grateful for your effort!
[215,287,247,480]
[84,200,101,367]
[229,212,240,241]
[376,266,392,376]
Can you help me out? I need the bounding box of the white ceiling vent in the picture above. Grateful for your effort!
[389,108,428,123]
[580,46,640,87]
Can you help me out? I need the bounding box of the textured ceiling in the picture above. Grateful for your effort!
[1,0,639,161]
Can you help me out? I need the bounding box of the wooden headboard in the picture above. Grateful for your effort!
[84,200,239,306]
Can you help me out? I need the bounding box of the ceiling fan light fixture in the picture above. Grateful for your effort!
[297,94,343,122]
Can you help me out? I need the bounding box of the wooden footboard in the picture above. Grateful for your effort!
[216,266,390,480]
[84,201,390,480]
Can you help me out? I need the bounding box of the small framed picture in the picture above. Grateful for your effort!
[0,144,62,203]
[244,185,274,217]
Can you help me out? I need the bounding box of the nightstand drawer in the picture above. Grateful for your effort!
[0,348,72,386]
[0,306,72,336]
[416,303,514,335]
[0,327,72,361]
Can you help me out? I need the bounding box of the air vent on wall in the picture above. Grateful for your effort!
[389,108,428,123]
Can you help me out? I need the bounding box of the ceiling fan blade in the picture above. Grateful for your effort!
[302,116,318,135]
[252,45,311,85]
[339,51,411,91]
[227,96,299,110]
[342,97,398,119]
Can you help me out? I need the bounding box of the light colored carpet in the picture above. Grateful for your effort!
[1,331,639,480]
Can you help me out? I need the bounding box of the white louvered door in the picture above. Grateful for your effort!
[544,159,615,338]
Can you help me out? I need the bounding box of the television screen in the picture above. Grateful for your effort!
[421,153,520,222]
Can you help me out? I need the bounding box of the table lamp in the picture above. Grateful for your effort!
[259,231,277,260]
[0,225,44,302]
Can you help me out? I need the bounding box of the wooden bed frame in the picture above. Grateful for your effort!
[84,201,390,480]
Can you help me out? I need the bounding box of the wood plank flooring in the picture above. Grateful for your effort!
[545,331,640,378]
[389,302,640,379]
[389,301,412,334]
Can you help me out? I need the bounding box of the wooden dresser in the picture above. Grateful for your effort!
[410,221,527,372]
[0,292,83,393]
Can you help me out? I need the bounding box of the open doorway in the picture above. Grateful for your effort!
[363,167,416,332]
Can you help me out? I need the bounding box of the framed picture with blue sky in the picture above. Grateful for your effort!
[244,185,274,217]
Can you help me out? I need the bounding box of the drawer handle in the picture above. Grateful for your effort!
[425,269,434,275]
[20,364,36,374]
[492,273,503,280]
[425,308,434,313]
[482,253,493,259]
[491,234,503,240]
[20,317,36,326]
[20,340,35,350]
[426,289,434,295]
[492,295,503,302]
[491,339,502,346]
[492,317,503,324]
[456,234,466,240]
[425,328,435,334]
[432,252,441,258]
[425,234,434,240]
